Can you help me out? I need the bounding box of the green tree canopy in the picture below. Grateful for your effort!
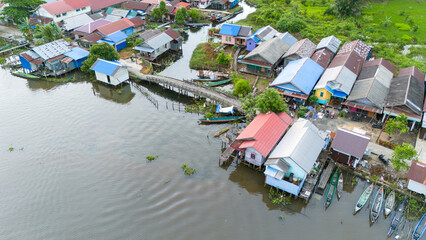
[33,22,63,45]
[17,17,32,42]
[150,7,163,20]
[241,93,257,121]
[391,143,418,171]
[255,88,289,114]
[159,1,168,15]
[188,9,201,22]
[233,78,251,96]
[2,0,45,23]
[175,7,188,25]
[216,50,232,66]
[81,43,120,73]
[385,114,409,135]
[333,0,362,17]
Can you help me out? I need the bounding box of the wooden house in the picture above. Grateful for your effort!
[270,57,324,102]
[344,58,395,115]
[246,25,278,52]
[282,38,316,67]
[407,161,426,201]
[330,128,370,167]
[90,59,129,86]
[264,119,326,196]
[383,66,425,129]
[219,24,252,46]
[232,112,293,167]
[240,37,291,77]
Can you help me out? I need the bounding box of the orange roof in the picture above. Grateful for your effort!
[96,18,134,36]
[236,112,293,157]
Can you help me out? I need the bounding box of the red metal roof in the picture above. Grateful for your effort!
[337,39,372,60]
[164,28,180,39]
[236,112,293,157]
[31,59,44,65]
[87,0,127,11]
[21,53,34,62]
[129,17,145,27]
[64,0,91,9]
[311,48,333,69]
[48,55,66,62]
[177,2,190,8]
[398,66,425,84]
[41,1,74,15]
[363,58,395,74]
[407,161,426,185]
[121,1,151,10]
[82,32,104,43]
[96,18,134,36]
[328,51,365,75]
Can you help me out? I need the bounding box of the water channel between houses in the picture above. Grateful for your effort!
[0,3,394,239]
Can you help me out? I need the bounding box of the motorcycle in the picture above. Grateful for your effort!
[330,110,335,119]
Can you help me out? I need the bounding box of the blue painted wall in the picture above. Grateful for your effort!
[74,57,87,68]
[115,40,127,51]
[122,27,134,36]
[19,55,32,71]
[246,39,256,51]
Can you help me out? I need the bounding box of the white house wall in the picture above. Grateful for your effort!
[408,179,426,197]
[38,6,92,22]
[95,69,128,86]
[245,147,264,166]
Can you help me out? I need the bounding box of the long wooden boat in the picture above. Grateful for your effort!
[204,79,232,87]
[11,71,40,80]
[370,186,384,224]
[199,116,245,123]
[325,171,338,209]
[412,213,426,240]
[354,184,373,213]
[388,198,406,237]
[384,190,395,217]
[336,173,343,200]
[193,78,223,82]
[395,219,407,239]
[198,70,228,79]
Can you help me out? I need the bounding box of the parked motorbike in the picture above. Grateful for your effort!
[378,154,390,165]
[325,109,330,118]
[330,110,335,119]
[372,121,383,129]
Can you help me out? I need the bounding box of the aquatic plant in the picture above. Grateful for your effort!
[181,163,195,176]
[8,147,13,152]
[146,155,158,161]
[268,188,291,205]
[370,175,378,183]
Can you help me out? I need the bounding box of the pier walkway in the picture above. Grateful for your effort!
[316,160,335,194]
[121,59,244,112]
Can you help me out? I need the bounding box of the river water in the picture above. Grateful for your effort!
[0,3,398,240]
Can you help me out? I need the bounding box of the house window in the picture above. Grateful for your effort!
[165,43,167,48]
[82,7,86,10]
[76,8,81,12]
[62,12,67,16]
[56,14,61,18]
[320,92,324,97]
[250,153,256,159]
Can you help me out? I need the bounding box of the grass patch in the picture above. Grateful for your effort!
[229,6,243,13]
[189,42,222,71]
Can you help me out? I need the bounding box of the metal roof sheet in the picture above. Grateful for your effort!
[97,18,134,36]
[146,32,173,50]
[106,30,128,43]
[244,37,290,65]
[385,75,424,115]
[407,161,426,184]
[347,77,389,109]
[398,66,425,84]
[277,32,297,47]
[236,112,293,158]
[330,128,370,159]
[64,47,89,60]
[270,57,324,95]
[328,51,365,75]
[90,59,123,76]
[87,0,127,11]
[238,26,252,37]
[219,24,241,36]
[337,39,372,60]
[121,1,150,10]
[283,38,316,58]
[105,14,123,22]
[74,19,112,34]
[32,39,71,60]
[363,58,395,74]
[268,119,325,173]
[316,35,341,53]
[63,13,94,31]
[311,48,334,68]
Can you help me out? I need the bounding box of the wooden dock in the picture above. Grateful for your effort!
[299,158,326,201]
[316,160,335,194]
[219,146,235,166]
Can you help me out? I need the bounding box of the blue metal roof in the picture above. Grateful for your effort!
[90,59,121,76]
[219,24,241,36]
[106,31,128,43]
[64,47,89,60]
[271,58,324,95]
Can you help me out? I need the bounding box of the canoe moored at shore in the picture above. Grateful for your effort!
[384,190,395,217]
[354,184,373,213]
[325,171,338,209]
[337,173,343,200]
[193,78,223,82]
[388,198,406,237]
[412,213,426,240]
[203,79,232,87]
[199,116,245,124]
[11,71,40,80]
[370,186,384,224]
[198,70,228,79]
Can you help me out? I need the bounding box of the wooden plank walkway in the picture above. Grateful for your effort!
[121,59,244,112]
[219,146,235,166]
[316,160,335,194]
[299,159,326,200]
[0,43,29,55]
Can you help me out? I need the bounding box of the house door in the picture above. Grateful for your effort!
[107,75,111,84]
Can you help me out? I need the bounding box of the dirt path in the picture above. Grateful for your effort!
[121,59,244,112]
[0,25,24,42]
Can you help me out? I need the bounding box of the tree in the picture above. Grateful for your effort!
[216,50,232,66]
[188,9,201,22]
[2,0,45,23]
[33,22,63,45]
[255,88,289,114]
[150,7,163,20]
[241,93,257,121]
[175,7,188,25]
[276,13,307,32]
[81,42,120,73]
[159,1,168,16]
[233,79,251,96]
[17,17,32,42]
[308,95,318,105]
[391,143,418,171]
[333,0,362,17]
[385,114,409,135]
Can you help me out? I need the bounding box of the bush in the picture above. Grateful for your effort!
[233,79,251,96]
[401,34,412,43]
[378,139,396,149]
[205,112,215,118]
[394,23,411,31]
[277,14,307,32]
